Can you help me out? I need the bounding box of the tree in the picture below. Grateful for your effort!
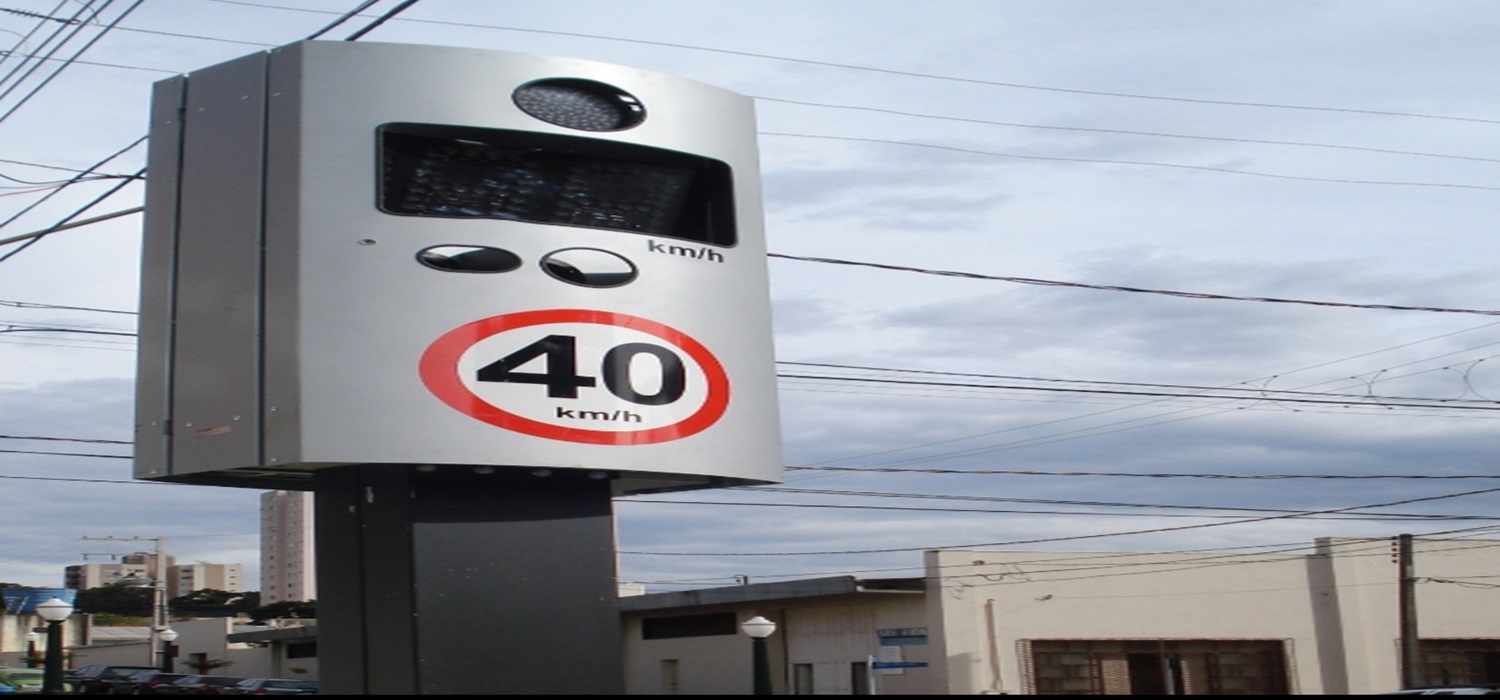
[170,589,261,617]
[248,600,316,624]
[74,585,153,617]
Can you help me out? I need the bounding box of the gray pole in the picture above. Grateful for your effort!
[41,619,64,695]
[752,637,772,695]
[314,464,624,695]
[1399,534,1421,689]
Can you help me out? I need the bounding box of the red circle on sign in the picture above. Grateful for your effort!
[419,309,731,445]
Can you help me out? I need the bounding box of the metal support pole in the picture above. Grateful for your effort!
[752,637,772,695]
[42,619,64,695]
[1399,533,1421,689]
[314,464,624,695]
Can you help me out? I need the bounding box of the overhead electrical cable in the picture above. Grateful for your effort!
[774,372,1500,411]
[0,48,172,72]
[342,0,422,41]
[624,496,1494,522]
[765,132,1500,192]
[619,486,1500,556]
[756,96,1500,166]
[302,0,385,40]
[0,299,134,314]
[0,1,76,75]
[0,135,143,233]
[0,0,97,89]
[769,252,1500,317]
[201,0,1500,125]
[0,0,147,127]
[790,321,1500,471]
[0,162,144,263]
[787,465,1500,481]
[0,204,141,246]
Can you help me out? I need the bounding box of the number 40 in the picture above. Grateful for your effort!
[476,334,687,406]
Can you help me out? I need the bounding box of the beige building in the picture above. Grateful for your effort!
[64,555,242,598]
[64,553,174,591]
[621,537,1500,694]
[171,563,244,598]
[260,491,317,604]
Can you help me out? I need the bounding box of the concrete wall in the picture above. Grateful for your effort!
[926,538,1500,695]
[927,548,1326,695]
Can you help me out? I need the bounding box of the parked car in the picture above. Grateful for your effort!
[1383,687,1500,696]
[152,676,247,695]
[107,671,190,695]
[0,667,73,694]
[221,678,317,695]
[67,666,164,695]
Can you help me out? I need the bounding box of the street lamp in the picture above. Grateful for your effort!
[36,597,73,695]
[741,616,777,695]
[157,628,179,672]
[24,630,40,669]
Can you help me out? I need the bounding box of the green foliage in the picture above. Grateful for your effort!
[0,582,25,589]
[74,585,153,617]
[170,589,261,617]
[247,600,316,624]
[90,612,149,626]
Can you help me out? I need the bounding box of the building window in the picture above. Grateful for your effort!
[1027,640,1290,695]
[1419,639,1500,688]
[792,664,814,695]
[286,642,317,659]
[641,612,737,640]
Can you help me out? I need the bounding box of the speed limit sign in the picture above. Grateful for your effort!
[420,309,731,445]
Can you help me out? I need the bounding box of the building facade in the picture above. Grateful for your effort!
[64,553,174,591]
[259,490,317,604]
[64,554,242,598]
[170,563,244,598]
[620,537,1500,695]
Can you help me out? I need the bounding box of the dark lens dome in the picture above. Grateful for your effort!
[513,79,645,132]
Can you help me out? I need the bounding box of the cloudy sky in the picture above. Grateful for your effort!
[1,0,1498,595]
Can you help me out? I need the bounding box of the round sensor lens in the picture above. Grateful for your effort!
[513,79,645,132]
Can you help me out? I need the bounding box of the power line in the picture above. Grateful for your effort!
[754,97,1500,167]
[766,132,1500,192]
[200,0,1500,125]
[624,495,1496,523]
[788,465,1500,481]
[0,0,147,127]
[0,6,82,24]
[342,0,422,41]
[776,371,1500,412]
[620,486,1500,556]
[0,204,141,246]
[769,252,1500,317]
[0,299,134,314]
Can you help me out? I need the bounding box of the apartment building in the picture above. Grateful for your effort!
[259,490,317,604]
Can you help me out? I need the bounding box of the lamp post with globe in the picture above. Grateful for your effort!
[741,616,778,695]
[23,630,39,669]
[36,597,73,695]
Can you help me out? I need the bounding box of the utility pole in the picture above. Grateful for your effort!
[83,536,170,667]
[1397,534,1421,689]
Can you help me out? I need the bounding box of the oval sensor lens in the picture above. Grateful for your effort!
[417,245,523,273]
[513,79,646,132]
[541,248,637,287]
